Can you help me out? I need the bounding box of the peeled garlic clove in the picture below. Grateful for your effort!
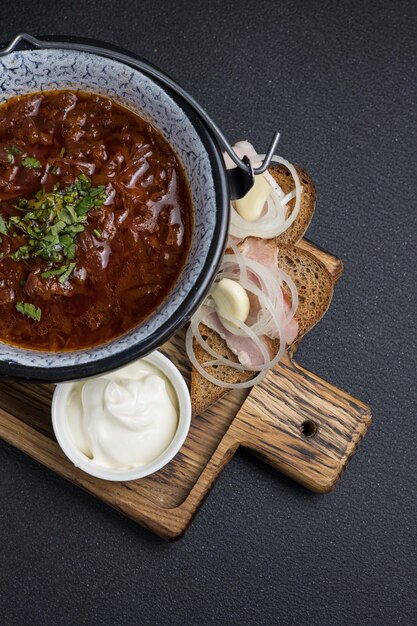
[211,278,250,326]
[234,174,271,222]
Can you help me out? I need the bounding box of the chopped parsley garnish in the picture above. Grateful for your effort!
[93,228,102,239]
[9,174,106,267]
[5,144,22,165]
[41,262,76,283]
[0,214,8,236]
[58,262,76,284]
[21,156,42,170]
[2,174,107,322]
[40,264,69,279]
[15,301,42,322]
[60,147,66,158]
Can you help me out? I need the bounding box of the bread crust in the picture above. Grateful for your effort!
[271,164,316,245]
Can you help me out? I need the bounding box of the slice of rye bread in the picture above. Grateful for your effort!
[271,164,317,245]
[191,243,333,416]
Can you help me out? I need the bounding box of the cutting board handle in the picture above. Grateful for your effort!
[231,354,372,493]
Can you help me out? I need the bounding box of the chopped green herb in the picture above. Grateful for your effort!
[49,166,59,175]
[41,265,68,279]
[0,215,8,236]
[67,224,85,235]
[8,174,107,283]
[58,262,76,284]
[21,156,42,170]
[11,246,31,261]
[76,173,89,187]
[5,145,22,165]
[16,301,42,322]
[93,228,102,239]
[60,147,66,158]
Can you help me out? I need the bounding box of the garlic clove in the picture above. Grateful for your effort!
[234,174,271,222]
[211,278,250,326]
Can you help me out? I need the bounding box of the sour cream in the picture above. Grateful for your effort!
[66,360,178,470]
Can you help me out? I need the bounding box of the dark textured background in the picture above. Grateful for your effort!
[0,1,415,624]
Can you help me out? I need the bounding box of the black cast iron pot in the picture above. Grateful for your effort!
[0,33,278,382]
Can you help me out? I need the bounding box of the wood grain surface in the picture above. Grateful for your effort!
[0,239,371,539]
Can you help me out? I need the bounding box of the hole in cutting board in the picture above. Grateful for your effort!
[300,420,317,438]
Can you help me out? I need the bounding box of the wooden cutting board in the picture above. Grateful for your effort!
[0,239,372,540]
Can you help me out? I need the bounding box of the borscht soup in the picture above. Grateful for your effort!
[0,91,193,351]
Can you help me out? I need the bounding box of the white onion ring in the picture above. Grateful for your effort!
[229,239,247,282]
[185,241,298,389]
[194,306,277,372]
[227,153,303,240]
[186,325,271,389]
[219,251,290,338]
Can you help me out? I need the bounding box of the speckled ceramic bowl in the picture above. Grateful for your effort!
[0,35,235,382]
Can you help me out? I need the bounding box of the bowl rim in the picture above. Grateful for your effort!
[51,350,192,481]
[0,36,230,383]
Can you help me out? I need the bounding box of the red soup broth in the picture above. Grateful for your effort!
[0,91,193,351]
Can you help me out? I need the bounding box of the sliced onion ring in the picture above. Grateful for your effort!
[185,240,298,389]
[186,324,274,389]
[228,153,303,240]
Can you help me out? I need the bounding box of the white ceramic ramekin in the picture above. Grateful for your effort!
[51,350,191,481]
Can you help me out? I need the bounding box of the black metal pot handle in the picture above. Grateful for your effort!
[0,33,280,200]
